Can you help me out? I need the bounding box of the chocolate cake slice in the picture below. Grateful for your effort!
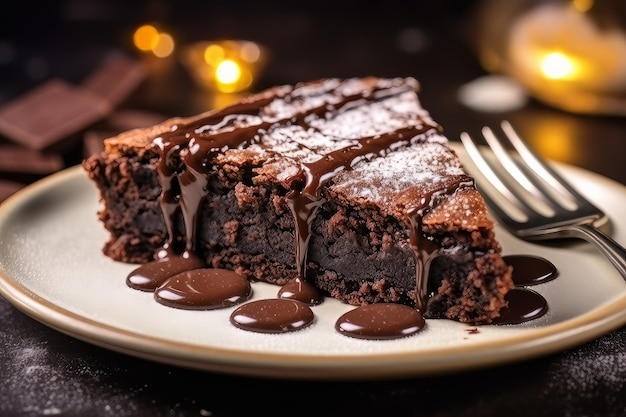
[82,76,513,324]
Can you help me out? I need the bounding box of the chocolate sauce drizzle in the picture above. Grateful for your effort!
[406,179,475,310]
[123,78,558,338]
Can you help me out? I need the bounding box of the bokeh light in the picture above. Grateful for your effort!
[181,40,268,94]
[541,52,576,80]
[133,24,175,58]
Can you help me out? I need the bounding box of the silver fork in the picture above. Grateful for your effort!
[460,120,626,281]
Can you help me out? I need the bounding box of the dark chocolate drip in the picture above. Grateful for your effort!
[406,177,475,311]
[152,79,423,261]
[286,125,440,280]
[150,90,292,257]
[152,118,274,257]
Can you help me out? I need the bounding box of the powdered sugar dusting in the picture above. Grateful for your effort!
[242,77,464,215]
[261,79,343,120]
[249,77,431,168]
[331,138,465,207]
[306,93,424,140]
[252,125,356,163]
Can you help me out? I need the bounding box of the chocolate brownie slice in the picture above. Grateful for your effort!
[83,77,513,323]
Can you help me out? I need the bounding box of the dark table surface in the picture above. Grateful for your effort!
[1,2,626,416]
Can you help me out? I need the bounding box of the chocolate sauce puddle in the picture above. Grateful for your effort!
[491,288,548,325]
[122,79,560,338]
[230,299,315,333]
[336,304,426,340]
[491,255,556,325]
[155,268,252,310]
[126,253,205,291]
[504,254,558,286]
[277,276,324,305]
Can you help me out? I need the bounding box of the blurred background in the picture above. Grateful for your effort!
[0,0,476,107]
[1,0,625,199]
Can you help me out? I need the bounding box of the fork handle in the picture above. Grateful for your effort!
[571,224,626,281]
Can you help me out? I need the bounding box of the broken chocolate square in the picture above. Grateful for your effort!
[0,144,64,177]
[0,79,110,151]
[81,54,148,107]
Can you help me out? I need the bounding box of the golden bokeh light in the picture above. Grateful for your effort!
[133,24,175,58]
[501,1,626,115]
[524,119,578,163]
[181,40,268,94]
[571,0,593,13]
[152,33,175,58]
[240,42,262,63]
[204,44,226,66]
[540,52,576,79]
[216,60,241,85]
[133,25,159,52]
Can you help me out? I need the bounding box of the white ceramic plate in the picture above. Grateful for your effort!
[1,145,626,380]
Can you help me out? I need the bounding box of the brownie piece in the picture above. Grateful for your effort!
[83,77,513,324]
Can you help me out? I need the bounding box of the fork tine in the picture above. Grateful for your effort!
[499,120,600,213]
[461,121,607,227]
[481,125,560,213]
[459,130,534,224]
[472,180,528,230]
[480,125,577,218]
[462,123,626,281]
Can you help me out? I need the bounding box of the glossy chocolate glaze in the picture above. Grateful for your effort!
[123,78,558,338]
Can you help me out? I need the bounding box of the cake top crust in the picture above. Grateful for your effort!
[103,77,479,220]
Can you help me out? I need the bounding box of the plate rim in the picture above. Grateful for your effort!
[1,160,626,380]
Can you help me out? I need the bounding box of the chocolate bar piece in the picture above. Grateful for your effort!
[0,79,110,151]
[0,179,24,203]
[0,144,64,178]
[81,55,148,107]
